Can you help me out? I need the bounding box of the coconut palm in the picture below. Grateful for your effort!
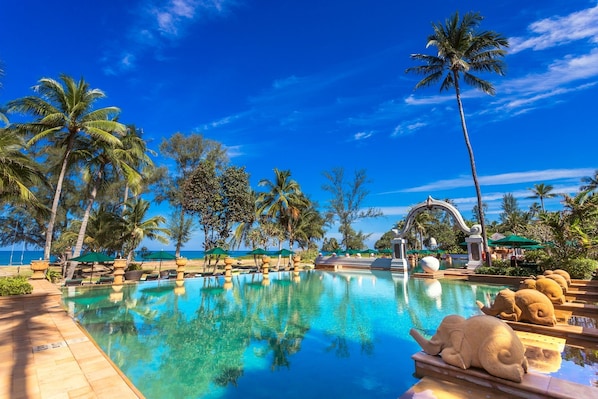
[581,170,598,193]
[258,169,307,250]
[70,137,143,266]
[406,12,508,265]
[7,74,125,260]
[119,198,168,266]
[0,128,45,205]
[527,183,555,212]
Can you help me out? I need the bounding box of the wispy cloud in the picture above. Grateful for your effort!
[103,0,238,75]
[509,3,598,54]
[354,131,373,141]
[381,168,594,194]
[391,120,427,137]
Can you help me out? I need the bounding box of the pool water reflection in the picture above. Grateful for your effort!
[61,270,596,398]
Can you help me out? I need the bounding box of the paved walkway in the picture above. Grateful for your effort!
[0,279,142,399]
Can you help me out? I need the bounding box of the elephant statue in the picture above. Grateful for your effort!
[409,314,528,382]
[476,288,556,326]
[538,274,568,293]
[544,269,571,285]
[519,278,565,305]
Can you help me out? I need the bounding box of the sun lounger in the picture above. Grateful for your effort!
[96,276,114,284]
[64,279,83,286]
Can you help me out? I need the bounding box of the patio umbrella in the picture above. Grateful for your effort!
[143,250,176,275]
[491,234,539,248]
[205,247,229,256]
[379,248,392,254]
[247,248,268,267]
[275,248,294,256]
[70,252,114,283]
[360,248,379,255]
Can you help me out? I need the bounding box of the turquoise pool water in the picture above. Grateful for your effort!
[61,270,596,398]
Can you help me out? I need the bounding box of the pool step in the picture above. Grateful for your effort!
[408,351,597,399]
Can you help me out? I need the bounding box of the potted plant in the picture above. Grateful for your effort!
[124,263,144,281]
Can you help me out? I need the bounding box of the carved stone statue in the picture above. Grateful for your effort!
[410,314,528,382]
[519,278,565,305]
[476,288,556,326]
[537,274,568,293]
[544,269,571,285]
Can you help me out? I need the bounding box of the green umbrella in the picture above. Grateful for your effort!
[70,252,114,282]
[205,247,229,256]
[360,249,379,255]
[247,248,268,255]
[275,248,295,256]
[491,234,539,248]
[379,248,392,254]
[143,250,176,275]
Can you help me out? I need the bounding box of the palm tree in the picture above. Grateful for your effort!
[406,12,508,265]
[7,74,125,260]
[258,169,307,250]
[71,137,143,261]
[119,198,168,266]
[581,170,598,193]
[527,183,555,212]
[0,128,45,205]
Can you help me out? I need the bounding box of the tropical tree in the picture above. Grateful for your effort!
[0,128,45,205]
[406,12,509,265]
[7,74,125,260]
[581,170,598,193]
[71,136,143,262]
[527,183,556,212]
[156,133,228,254]
[257,168,308,250]
[321,167,381,250]
[119,198,168,267]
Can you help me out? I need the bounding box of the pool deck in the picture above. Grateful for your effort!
[0,279,143,399]
[2,271,597,399]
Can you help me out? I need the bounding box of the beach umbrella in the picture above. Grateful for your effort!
[491,234,539,248]
[143,250,176,275]
[206,247,229,256]
[70,252,114,283]
[275,248,294,256]
[246,248,268,255]
[379,248,392,254]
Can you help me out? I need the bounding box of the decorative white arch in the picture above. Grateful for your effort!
[391,196,484,270]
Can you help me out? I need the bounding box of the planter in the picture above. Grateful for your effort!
[124,269,144,281]
[30,260,49,280]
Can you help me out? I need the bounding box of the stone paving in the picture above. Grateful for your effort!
[0,279,142,399]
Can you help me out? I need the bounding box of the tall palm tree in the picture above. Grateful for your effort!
[581,170,598,193]
[7,74,125,260]
[258,168,307,253]
[527,183,555,212]
[406,12,508,265]
[0,128,45,205]
[119,198,168,266]
[71,137,143,261]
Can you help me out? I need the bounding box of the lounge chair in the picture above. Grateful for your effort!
[64,279,83,286]
[96,276,114,284]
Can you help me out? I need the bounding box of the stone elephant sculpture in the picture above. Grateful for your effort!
[519,278,565,305]
[409,314,528,382]
[537,274,568,293]
[476,288,556,326]
[544,269,571,285]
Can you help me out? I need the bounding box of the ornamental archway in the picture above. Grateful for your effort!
[391,196,484,270]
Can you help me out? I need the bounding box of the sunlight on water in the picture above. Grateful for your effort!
[61,271,597,398]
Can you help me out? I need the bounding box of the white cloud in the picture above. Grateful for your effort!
[391,120,427,137]
[509,4,598,54]
[383,168,594,194]
[354,131,373,141]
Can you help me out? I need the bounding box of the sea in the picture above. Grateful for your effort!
[0,250,252,266]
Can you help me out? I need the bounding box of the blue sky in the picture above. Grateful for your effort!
[2,0,597,250]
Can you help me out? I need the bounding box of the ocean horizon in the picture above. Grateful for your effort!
[0,249,257,266]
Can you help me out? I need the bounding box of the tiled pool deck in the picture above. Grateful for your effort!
[1,274,597,398]
[0,279,142,399]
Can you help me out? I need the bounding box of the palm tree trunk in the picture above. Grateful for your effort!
[43,146,72,260]
[454,74,491,266]
[67,182,99,279]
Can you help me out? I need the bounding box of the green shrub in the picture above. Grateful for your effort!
[46,269,61,283]
[475,266,502,275]
[126,263,142,271]
[0,276,33,296]
[491,259,509,268]
[562,258,598,280]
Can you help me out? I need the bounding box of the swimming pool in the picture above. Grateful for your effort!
[61,270,596,398]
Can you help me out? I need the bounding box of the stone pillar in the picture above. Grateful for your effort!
[113,259,126,285]
[224,257,233,289]
[30,260,49,280]
[262,255,270,286]
[466,235,484,269]
[174,280,186,295]
[176,258,187,282]
[110,285,123,302]
[292,255,301,282]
